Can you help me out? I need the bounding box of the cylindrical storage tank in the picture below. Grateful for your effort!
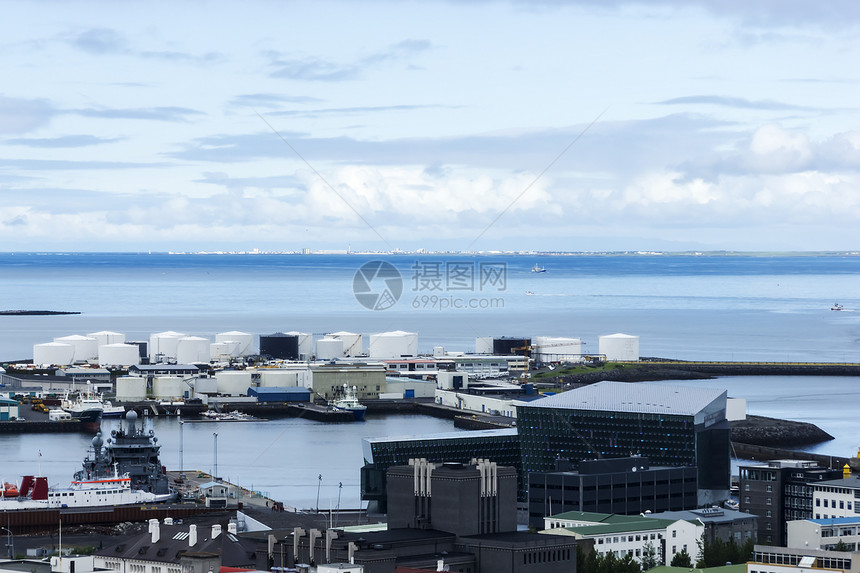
[210,341,239,361]
[215,371,253,396]
[369,331,418,358]
[53,335,98,361]
[259,333,299,360]
[285,331,313,359]
[535,336,583,363]
[87,330,126,347]
[329,331,362,356]
[149,331,185,362]
[33,342,75,366]
[116,376,147,402]
[260,370,299,387]
[98,343,141,367]
[216,331,253,356]
[493,337,531,355]
[599,333,640,362]
[316,337,344,360]
[176,336,211,364]
[153,376,184,400]
[475,337,493,354]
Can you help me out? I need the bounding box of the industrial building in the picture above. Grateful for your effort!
[739,459,842,546]
[311,363,387,401]
[515,381,731,506]
[259,332,300,360]
[526,456,699,528]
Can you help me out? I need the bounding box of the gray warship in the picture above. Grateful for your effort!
[75,410,174,498]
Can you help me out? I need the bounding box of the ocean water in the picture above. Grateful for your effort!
[0,252,858,362]
[1,252,859,508]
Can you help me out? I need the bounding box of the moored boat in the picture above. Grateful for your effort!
[331,384,367,421]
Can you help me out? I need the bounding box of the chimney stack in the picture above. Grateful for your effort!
[189,524,198,547]
[212,524,222,539]
[149,519,161,544]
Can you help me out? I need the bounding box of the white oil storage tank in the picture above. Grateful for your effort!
[475,337,494,354]
[210,341,239,362]
[328,331,362,356]
[534,336,583,363]
[216,371,252,396]
[116,376,146,402]
[33,342,75,366]
[176,336,211,364]
[149,331,185,363]
[285,331,313,359]
[54,335,98,361]
[153,376,184,400]
[216,331,254,356]
[369,330,418,358]
[98,343,140,367]
[599,333,640,362]
[87,330,126,347]
[316,337,344,360]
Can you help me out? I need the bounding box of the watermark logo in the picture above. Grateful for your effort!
[353,260,403,310]
[354,260,506,311]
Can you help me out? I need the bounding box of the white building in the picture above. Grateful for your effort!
[812,476,860,519]
[788,516,860,551]
[541,510,702,565]
[747,545,858,573]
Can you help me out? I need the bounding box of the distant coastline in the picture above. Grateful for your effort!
[0,310,81,316]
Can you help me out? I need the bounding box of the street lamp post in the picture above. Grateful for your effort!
[213,432,218,478]
[179,420,184,471]
[0,525,14,560]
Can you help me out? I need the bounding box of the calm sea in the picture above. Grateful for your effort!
[0,252,859,508]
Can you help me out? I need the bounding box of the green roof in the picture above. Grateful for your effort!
[565,518,678,536]
[549,510,636,524]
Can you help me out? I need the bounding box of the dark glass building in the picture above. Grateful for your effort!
[527,456,698,528]
[739,459,842,546]
[516,381,731,506]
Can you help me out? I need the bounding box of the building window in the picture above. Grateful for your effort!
[824,499,829,507]
[766,485,773,492]
[672,530,677,538]
[766,498,772,505]
[817,499,821,507]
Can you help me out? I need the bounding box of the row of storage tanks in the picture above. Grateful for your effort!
[115,368,310,401]
[474,333,640,362]
[32,329,422,367]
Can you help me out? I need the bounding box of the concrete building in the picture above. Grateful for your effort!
[739,460,842,546]
[387,459,518,536]
[516,381,731,506]
[788,516,860,551]
[811,476,860,520]
[527,456,699,529]
[747,545,859,573]
[648,507,758,546]
[311,363,387,401]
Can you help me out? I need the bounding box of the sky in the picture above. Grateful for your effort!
[2,0,860,253]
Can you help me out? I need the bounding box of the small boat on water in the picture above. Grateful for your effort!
[530,264,547,273]
[832,303,844,311]
[199,410,259,422]
[331,384,367,421]
[61,386,103,424]
[101,399,125,418]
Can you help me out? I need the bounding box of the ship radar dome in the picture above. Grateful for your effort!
[126,410,138,423]
[92,433,104,449]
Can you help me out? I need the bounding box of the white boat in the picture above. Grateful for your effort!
[832,303,844,311]
[530,264,547,273]
[61,383,103,424]
[101,400,125,418]
[331,384,367,421]
[0,468,172,510]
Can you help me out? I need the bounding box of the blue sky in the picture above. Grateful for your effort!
[2,0,860,252]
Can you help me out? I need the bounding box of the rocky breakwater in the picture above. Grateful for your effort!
[731,414,834,447]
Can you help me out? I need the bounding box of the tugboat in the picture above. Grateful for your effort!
[331,384,367,421]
